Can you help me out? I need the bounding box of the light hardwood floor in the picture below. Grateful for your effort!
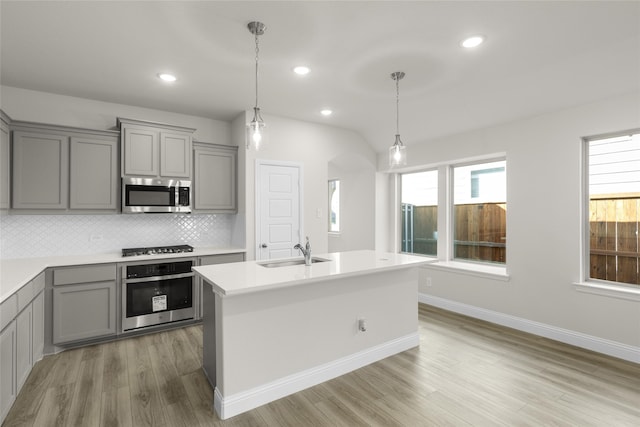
[4,304,639,426]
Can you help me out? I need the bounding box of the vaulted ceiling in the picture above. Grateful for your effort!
[2,1,639,152]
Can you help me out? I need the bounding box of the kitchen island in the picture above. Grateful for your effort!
[193,250,433,420]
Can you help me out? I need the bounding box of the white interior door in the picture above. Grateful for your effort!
[256,161,302,260]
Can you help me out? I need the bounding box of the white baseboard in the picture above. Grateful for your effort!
[213,332,420,420]
[419,293,640,364]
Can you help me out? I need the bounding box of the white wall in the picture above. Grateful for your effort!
[1,86,230,144]
[377,91,640,353]
[234,111,377,260]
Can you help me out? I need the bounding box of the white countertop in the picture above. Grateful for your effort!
[193,250,434,297]
[0,247,246,304]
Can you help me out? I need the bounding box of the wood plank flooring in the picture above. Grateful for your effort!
[4,304,639,426]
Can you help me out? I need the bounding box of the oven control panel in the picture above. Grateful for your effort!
[126,260,193,279]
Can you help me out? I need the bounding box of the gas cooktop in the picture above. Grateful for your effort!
[121,245,194,257]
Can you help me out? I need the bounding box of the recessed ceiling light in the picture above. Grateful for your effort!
[461,36,485,48]
[320,109,332,116]
[158,73,177,82]
[293,66,310,75]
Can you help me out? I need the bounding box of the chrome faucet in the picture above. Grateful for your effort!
[294,236,311,266]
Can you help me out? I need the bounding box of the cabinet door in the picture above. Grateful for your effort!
[0,321,16,423]
[53,281,116,344]
[32,292,44,364]
[15,305,32,391]
[70,136,118,210]
[123,127,158,176]
[0,118,9,210]
[160,132,191,178]
[12,131,69,209]
[194,146,237,212]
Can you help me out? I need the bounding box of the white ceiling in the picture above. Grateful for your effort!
[1,1,639,153]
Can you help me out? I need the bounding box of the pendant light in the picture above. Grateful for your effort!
[246,21,267,150]
[389,71,407,167]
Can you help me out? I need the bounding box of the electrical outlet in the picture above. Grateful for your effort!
[426,277,432,287]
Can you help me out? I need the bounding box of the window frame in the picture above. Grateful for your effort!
[399,168,439,258]
[328,178,340,234]
[449,157,507,265]
[397,154,509,280]
[578,129,640,298]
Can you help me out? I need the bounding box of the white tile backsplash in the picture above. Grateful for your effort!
[0,214,233,259]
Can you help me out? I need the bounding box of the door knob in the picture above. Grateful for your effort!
[260,243,268,248]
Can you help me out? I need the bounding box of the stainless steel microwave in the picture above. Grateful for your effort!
[122,177,191,213]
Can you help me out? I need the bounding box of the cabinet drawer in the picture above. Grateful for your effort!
[200,253,245,266]
[16,281,33,313]
[32,272,45,294]
[0,294,17,331]
[17,272,46,312]
[53,264,116,286]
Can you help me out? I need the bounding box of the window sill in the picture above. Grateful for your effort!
[328,232,341,237]
[422,261,510,281]
[573,281,640,301]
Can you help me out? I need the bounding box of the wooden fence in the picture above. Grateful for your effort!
[590,196,639,285]
[403,203,507,263]
[404,196,639,286]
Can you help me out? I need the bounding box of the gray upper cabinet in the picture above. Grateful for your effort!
[12,131,69,210]
[70,136,118,210]
[0,111,10,210]
[160,132,191,178]
[122,126,158,176]
[118,118,194,179]
[10,121,119,213]
[193,143,238,213]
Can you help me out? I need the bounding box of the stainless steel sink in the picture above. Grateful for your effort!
[258,257,331,268]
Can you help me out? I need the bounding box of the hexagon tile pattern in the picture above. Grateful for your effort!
[0,214,233,259]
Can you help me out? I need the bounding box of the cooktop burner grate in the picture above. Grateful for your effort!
[121,245,194,257]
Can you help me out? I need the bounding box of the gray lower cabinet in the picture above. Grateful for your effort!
[15,304,32,391]
[193,143,238,213]
[52,264,117,344]
[0,321,16,423]
[31,292,44,363]
[0,111,10,210]
[0,271,45,425]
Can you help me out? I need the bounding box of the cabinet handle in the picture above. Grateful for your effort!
[260,243,268,248]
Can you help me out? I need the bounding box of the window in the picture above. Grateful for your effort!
[453,160,507,264]
[328,179,340,232]
[400,170,438,256]
[586,132,639,286]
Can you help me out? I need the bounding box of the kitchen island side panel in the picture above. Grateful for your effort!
[212,267,418,397]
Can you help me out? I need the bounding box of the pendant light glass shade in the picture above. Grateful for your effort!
[246,21,267,150]
[389,134,407,166]
[246,107,266,150]
[389,71,407,167]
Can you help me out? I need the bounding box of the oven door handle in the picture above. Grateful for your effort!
[124,272,195,284]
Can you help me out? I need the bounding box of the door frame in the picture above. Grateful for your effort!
[255,159,304,260]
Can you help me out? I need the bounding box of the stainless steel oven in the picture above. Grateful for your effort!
[121,259,196,331]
